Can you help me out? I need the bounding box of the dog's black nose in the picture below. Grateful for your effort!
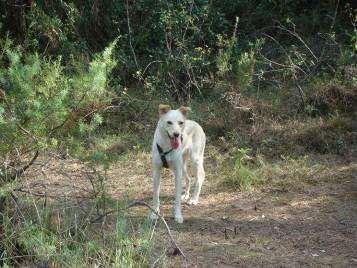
[173,132,180,138]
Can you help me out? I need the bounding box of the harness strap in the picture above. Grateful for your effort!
[156,144,173,168]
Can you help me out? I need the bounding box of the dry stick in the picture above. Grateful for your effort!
[168,71,180,99]
[330,0,340,31]
[48,93,87,137]
[1,149,40,181]
[82,104,122,120]
[127,200,188,267]
[149,216,159,241]
[14,188,88,200]
[152,250,167,268]
[294,77,305,107]
[276,24,317,61]
[142,60,164,77]
[90,200,188,266]
[13,150,39,179]
[260,33,307,75]
[125,0,138,69]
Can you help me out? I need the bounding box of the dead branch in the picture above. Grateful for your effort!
[82,104,123,120]
[13,149,39,178]
[275,24,317,61]
[89,200,188,267]
[125,0,138,69]
[1,150,39,182]
[127,200,188,267]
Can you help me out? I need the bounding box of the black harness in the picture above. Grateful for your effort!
[156,144,173,168]
[156,134,183,168]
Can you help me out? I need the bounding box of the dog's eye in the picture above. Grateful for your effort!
[167,121,173,125]
[178,121,184,125]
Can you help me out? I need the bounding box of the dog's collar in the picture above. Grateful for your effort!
[156,144,173,169]
[157,133,183,169]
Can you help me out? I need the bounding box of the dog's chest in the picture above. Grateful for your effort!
[165,151,181,163]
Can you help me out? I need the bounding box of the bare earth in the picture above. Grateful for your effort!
[24,149,357,267]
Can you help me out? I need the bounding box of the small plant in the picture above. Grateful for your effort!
[223,148,260,191]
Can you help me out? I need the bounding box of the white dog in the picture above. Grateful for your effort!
[150,104,206,223]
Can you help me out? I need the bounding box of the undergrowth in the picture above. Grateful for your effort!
[0,194,156,267]
[219,151,341,194]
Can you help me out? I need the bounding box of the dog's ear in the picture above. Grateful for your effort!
[158,104,171,115]
[179,106,190,117]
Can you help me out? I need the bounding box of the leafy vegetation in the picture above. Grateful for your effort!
[0,0,356,266]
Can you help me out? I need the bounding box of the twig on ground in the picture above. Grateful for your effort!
[151,250,167,268]
[89,200,188,266]
[14,150,39,178]
[127,200,188,267]
[14,188,88,200]
[149,216,158,241]
[3,150,40,181]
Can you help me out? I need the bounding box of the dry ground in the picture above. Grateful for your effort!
[23,147,357,267]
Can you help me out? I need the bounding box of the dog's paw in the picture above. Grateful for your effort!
[148,211,159,221]
[174,214,183,223]
[187,198,198,205]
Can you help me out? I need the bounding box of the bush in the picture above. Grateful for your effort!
[0,38,117,180]
[223,148,261,191]
[0,38,119,266]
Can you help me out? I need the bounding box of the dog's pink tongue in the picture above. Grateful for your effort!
[170,137,180,150]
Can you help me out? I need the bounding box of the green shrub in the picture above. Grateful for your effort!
[0,38,117,180]
[223,148,261,191]
[0,38,119,265]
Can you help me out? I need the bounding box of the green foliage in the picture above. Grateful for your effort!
[19,222,58,262]
[223,148,261,191]
[0,197,153,267]
[1,1,354,101]
[0,39,120,265]
[216,33,236,77]
[0,39,117,177]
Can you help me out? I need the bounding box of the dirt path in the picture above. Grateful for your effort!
[103,151,357,267]
[25,151,357,267]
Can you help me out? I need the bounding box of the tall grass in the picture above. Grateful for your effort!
[0,194,155,267]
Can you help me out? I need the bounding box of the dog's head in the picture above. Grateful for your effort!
[158,104,190,149]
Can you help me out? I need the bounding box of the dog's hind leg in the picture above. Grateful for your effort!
[149,166,161,220]
[188,155,205,205]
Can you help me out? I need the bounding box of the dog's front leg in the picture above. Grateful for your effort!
[150,165,161,220]
[173,161,183,223]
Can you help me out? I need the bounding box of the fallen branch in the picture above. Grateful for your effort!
[90,200,188,266]
[127,200,188,267]
[1,150,39,182]
[14,150,39,179]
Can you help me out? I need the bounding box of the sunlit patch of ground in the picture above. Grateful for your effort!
[24,150,357,267]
